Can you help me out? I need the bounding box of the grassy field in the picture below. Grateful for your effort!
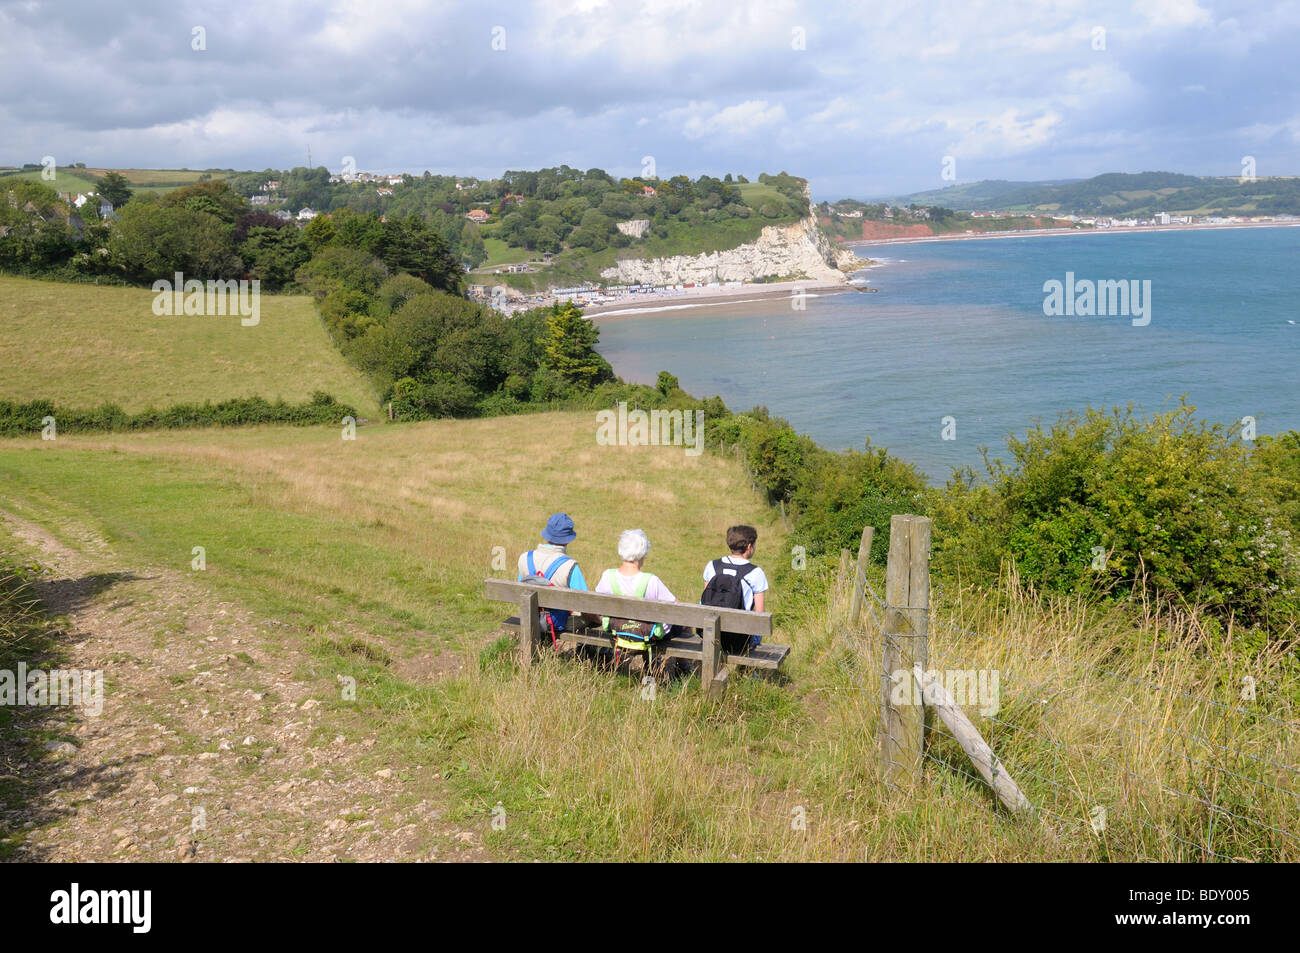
[0,168,227,198]
[0,275,381,417]
[0,169,103,196]
[476,237,534,271]
[2,411,1294,861]
[735,181,791,208]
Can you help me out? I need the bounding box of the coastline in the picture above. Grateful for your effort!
[581,220,1300,320]
[846,218,1300,248]
[582,277,865,320]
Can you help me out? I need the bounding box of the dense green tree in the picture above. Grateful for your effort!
[233,210,289,243]
[280,166,331,212]
[305,210,462,294]
[301,214,337,253]
[295,245,388,300]
[930,404,1300,627]
[159,180,249,223]
[95,171,134,208]
[371,273,436,319]
[380,215,463,294]
[239,225,309,289]
[347,290,505,400]
[0,180,80,268]
[330,208,386,255]
[106,200,241,280]
[540,303,613,393]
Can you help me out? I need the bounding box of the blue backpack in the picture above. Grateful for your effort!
[523,551,574,643]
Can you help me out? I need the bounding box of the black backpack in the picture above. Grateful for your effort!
[700,559,757,611]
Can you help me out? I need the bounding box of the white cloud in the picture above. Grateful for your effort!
[1141,0,1212,29]
[0,0,1295,196]
[945,108,1063,158]
[667,99,788,140]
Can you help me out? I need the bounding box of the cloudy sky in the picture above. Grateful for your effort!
[2,0,1296,198]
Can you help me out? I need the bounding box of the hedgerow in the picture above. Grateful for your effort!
[0,392,356,436]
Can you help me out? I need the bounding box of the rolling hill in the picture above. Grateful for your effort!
[889,171,1300,217]
[0,167,230,199]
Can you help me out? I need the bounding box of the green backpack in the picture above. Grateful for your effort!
[600,570,666,648]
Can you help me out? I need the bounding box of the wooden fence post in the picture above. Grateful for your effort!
[832,548,851,614]
[878,514,931,788]
[847,526,874,627]
[912,666,1032,815]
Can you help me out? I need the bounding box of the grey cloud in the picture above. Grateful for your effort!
[1,0,1296,196]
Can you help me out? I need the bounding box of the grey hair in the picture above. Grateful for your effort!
[617,528,651,563]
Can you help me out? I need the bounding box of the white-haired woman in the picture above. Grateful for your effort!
[592,529,680,671]
[594,529,677,603]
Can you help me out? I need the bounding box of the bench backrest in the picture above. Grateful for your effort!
[484,578,772,637]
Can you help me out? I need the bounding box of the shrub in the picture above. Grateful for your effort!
[932,404,1300,628]
[0,393,357,436]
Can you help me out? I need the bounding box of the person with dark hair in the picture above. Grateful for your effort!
[700,524,769,652]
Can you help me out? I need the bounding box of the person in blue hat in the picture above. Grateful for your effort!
[517,513,588,633]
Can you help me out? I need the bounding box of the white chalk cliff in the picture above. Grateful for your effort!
[600,211,860,286]
[600,182,863,284]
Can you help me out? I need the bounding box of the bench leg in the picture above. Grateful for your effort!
[701,613,723,696]
[708,664,730,699]
[518,592,539,667]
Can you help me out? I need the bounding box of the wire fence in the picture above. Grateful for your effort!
[832,558,1299,862]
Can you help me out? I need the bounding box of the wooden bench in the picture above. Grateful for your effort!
[484,578,789,697]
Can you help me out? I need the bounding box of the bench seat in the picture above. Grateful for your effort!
[486,578,786,695]
[499,616,790,671]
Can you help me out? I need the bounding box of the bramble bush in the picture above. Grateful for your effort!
[930,404,1300,629]
[705,405,927,562]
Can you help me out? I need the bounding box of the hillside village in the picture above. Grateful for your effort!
[2,164,863,309]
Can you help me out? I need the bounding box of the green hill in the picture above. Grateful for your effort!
[890,171,1300,217]
[0,275,380,417]
[0,166,229,199]
[3,406,1295,861]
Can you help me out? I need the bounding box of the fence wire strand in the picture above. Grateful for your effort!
[837,554,1298,862]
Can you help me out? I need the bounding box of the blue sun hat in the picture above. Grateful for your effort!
[541,512,577,545]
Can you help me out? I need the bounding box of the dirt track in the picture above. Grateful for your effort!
[0,510,489,862]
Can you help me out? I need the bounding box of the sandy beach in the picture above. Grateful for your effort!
[581,278,867,320]
[846,218,1300,248]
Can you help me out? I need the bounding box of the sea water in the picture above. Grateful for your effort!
[594,227,1300,481]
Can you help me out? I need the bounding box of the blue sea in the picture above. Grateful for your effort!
[594,227,1300,482]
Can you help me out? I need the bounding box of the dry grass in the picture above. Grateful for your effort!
[855,570,1300,861]
[2,412,1296,861]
